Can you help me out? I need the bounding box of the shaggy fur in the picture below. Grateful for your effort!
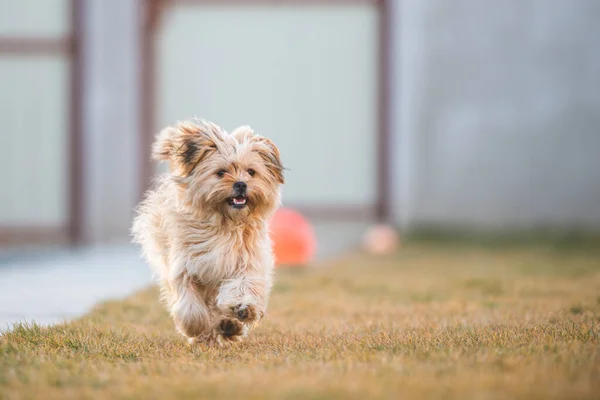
[131,119,284,344]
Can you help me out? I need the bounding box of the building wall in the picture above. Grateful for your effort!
[27,0,600,243]
[393,0,600,231]
[81,0,141,242]
[0,0,70,229]
[80,1,381,242]
[157,4,380,210]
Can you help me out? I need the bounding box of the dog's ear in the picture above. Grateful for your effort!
[252,135,285,184]
[152,120,222,176]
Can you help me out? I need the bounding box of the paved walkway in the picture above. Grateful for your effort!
[0,245,151,331]
[0,220,372,331]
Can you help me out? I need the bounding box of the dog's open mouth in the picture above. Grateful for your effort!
[228,196,247,209]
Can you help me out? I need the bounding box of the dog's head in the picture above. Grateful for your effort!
[152,119,284,219]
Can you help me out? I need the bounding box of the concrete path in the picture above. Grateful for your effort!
[0,244,152,331]
[0,220,372,331]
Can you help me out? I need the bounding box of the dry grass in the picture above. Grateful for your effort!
[1,243,599,399]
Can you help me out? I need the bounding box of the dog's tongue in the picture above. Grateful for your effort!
[233,197,246,205]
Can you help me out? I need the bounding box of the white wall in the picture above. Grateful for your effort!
[393,0,600,231]
[157,4,379,208]
[0,0,70,227]
[0,0,68,37]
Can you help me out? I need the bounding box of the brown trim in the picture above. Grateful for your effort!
[288,205,376,221]
[139,0,164,200]
[0,227,69,246]
[68,0,84,243]
[0,37,72,55]
[173,0,381,6]
[376,0,392,222]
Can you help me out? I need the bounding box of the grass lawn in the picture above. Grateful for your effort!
[1,243,599,399]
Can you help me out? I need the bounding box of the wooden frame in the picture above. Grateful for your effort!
[140,0,392,222]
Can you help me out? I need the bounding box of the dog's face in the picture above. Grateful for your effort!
[152,120,284,219]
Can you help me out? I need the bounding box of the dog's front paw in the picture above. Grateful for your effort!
[218,318,244,341]
[230,304,262,324]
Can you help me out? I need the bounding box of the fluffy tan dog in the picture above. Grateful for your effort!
[132,119,284,344]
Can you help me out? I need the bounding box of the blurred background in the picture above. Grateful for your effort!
[1,0,599,323]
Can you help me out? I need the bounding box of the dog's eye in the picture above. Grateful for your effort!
[216,170,227,178]
[247,169,256,177]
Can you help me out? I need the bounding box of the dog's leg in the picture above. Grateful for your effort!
[167,273,214,341]
[215,274,271,340]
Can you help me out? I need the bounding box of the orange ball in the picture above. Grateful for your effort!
[269,208,316,267]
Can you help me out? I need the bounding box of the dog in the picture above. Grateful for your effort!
[131,119,284,344]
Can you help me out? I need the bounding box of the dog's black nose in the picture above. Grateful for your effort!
[233,181,247,192]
